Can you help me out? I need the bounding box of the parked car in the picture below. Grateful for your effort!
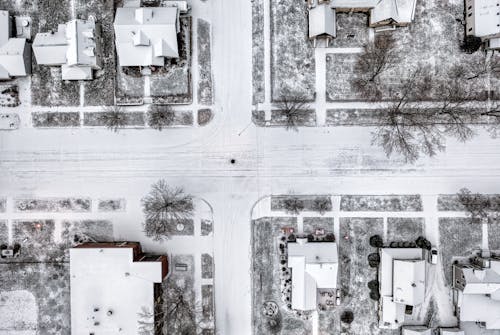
[429,247,438,264]
[335,289,341,306]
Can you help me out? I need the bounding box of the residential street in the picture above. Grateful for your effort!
[1,0,500,334]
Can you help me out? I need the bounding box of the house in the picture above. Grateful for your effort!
[402,326,432,335]
[287,238,338,310]
[331,0,418,29]
[308,0,336,46]
[33,17,102,80]
[465,0,500,50]
[70,242,169,335]
[0,10,31,80]
[379,248,426,329]
[452,257,500,329]
[114,4,187,67]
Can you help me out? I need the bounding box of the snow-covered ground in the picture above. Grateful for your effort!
[1,0,500,334]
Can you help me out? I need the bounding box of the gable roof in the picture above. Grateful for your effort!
[114,6,180,66]
[308,3,336,39]
[287,239,338,310]
[370,0,418,25]
[393,259,426,306]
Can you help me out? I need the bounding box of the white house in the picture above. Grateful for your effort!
[331,0,418,28]
[0,10,31,80]
[33,17,102,80]
[70,242,168,335]
[465,0,500,50]
[453,258,500,329]
[379,248,426,329]
[114,5,185,67]
[308,0,336,46]
[287,238,338,310]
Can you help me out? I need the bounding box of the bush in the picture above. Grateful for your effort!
[312,197,331,215]
[369,235,383,248]
[340,310,354,324]
[282,197,304,215]
[307,234,315,242]
[368,252,380,268]
[147,105,175,131]
[98,106,127,132]
[141,180,194,241]
[369,290,380,301]
[324,233,335,242]
[460,35,482,54]
[367,280,379,291]
[288,234,296,242]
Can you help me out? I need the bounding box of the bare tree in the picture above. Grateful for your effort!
[352,35,399,100]
[147,105,175,131]
[273,90,310,132]
[372,67,480,162]
[137,306,156,335]
[141,180,194,241]
[137,292,166,335]
[282,196,304,215]
[99,105,127,132]
[311,197,330,215]
[456,188,500,224]
[166,286,198,335]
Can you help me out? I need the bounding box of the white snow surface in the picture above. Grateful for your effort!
[1,0,500,334]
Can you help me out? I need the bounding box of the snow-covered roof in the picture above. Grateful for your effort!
[33,18,101,80]
[402,326,433,335]
[459,293,500,329]
[0,39,30,79]
[461,260,500,295]
[308,3,336,39]
[455,260,500,329]
[330,0,377,8]
[379,248,425,328]
[465,0,500,39]
[70,244,167,335]
[287,239,338,310]
[66,19,100,68]
[370,0,418,26]
[381,295,405,325]
[0,10,10,46]
[393,259,426,306]
[114,6,181,67]
[0,11,30,80]
[33,24,69,65]
[380,248,424,297]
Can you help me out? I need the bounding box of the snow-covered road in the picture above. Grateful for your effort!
[1,0,500,334]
